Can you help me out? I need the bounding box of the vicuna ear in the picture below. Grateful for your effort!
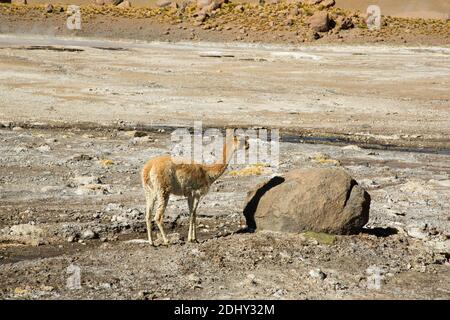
[245,139,250,150]
[231,134,239,146]
[225,128,235,142]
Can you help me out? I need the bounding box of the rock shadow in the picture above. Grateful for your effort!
[362,227,398,237]
[242,175,285,231]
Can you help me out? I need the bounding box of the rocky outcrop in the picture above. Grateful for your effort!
[117,0,131,8]
[197,0,227,12]
[96,0,123,6]
[337,16,354,30]
[44,3,53,13]
[0,224,45,246]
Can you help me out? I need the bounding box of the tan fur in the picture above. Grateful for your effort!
[141,135,247,245]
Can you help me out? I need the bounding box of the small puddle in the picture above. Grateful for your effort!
[19,46,84,52]
[92,47,129,51]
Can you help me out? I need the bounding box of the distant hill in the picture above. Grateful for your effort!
[9,0,450,20]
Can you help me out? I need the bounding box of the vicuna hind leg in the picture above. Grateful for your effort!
[145,189,156,245]
[187,195,194,243]
[154,192,170,245]
[187,195,200,243]
[192,197,200,241]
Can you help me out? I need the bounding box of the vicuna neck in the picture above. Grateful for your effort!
[204,139,236,183]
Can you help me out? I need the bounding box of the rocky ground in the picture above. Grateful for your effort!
[0,1,449,46]
[0,126,449,299]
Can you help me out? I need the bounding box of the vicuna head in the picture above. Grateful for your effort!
[231,135,250,152]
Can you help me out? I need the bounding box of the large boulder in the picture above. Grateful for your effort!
[308,11,330,32]
[243,168,370,235]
